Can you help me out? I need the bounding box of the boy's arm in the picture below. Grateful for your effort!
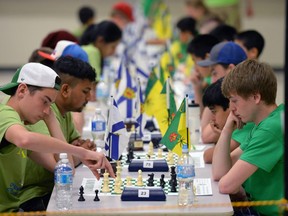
[28,152,56,172]
[71,138,96,167]
[203,138,240,164]
[212,112,258,194]
[43,107,75,171]
[212,112,240,180]
[5,124,115,179]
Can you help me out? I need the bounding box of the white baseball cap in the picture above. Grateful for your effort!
[38,40,89,62]
[0,62,61,95]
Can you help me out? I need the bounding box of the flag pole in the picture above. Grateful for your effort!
[166,77,170,125]
[135,77,141,139]
[107,95,114,159]
[185,94,190,151]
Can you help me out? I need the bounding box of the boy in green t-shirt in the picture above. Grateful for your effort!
[212,59,284,215]
[0,63,114,212]
[201,77,254,164]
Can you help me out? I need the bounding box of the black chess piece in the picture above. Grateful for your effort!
[169,166,176,186]
[170,182,177,192]
[170,166,176,175]
[78,186,85,201]
[126,152,131,163]
[169,171,178,192]
[130,145,134,158]
[147,173,154,186]
[160,174,166,188]
[94,189,100,201]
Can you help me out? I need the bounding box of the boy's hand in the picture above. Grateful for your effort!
[72,139,96,151]
[81,151,115,180]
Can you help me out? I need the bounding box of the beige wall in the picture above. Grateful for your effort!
[0,0,285,68]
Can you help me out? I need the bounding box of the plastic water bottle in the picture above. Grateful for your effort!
[186,83,195,105]
[91,108,106,149]
[96,79,109,104]
[54,153,73,210]
[176,144,195,206]
[188,101,200,146]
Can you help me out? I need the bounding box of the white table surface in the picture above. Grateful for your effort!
[47,144,233,216]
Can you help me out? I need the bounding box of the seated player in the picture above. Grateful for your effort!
[169,16,198,77]
[212,60,284,215]
[187,34,219,113]
[196,41,247,144]
[0,63,114,212]
[73,6,96,39]
[209,24,237,42]
[202,78,254,163]
[234,29,265,60]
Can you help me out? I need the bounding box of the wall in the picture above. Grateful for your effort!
[0,0,285,68]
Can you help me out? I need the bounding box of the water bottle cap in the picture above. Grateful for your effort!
[188,100,199,107]
[59,153,67,159]
[95,108,101,114]
[182,144,189,153]
[62,158,69,163]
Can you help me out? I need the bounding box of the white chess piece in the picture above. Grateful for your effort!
[126,176,132,186]
[102,171,110,193]
[136,169,143,186]
[147,141,154,157]
[157,148,163,158]
[114,180,123,194]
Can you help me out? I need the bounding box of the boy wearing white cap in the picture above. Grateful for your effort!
[0,63,114,212]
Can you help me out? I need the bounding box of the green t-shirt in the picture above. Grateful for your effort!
[0,104,46,212]
[204,0,238,7]
[26,103,80,143]
[81,44,101,82]
[51,103,80,142]
[22,103,80,211]
[232,122,255,144]
[240,104,284,216]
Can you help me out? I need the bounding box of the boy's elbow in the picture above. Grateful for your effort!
[212,172,222,181]
[203,149,212,164]
[15,137,31,149]
[218,178,236,194]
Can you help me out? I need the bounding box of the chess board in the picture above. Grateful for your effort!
[102,177,179,195]
[82,177,179,196]
[120,151,205,169]
[81,178,213,197]
[120,152,179,166]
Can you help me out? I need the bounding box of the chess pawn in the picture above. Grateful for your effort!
[167,151,175,165]
[126,176,132,186]
[115,170,122,185]
[102,171,110,193]
[130,124,135,132]
[157,148,163,158]
[102,179,110,193]
[136,169,143,186]
[147,141,154,157]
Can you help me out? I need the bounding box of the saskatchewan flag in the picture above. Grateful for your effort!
[154,80,177,136]
[152,2,172,40]
[160,51,176,78]
[144,68,164,116]
[160,98,190,156]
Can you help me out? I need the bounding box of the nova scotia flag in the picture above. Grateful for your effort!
[105,97,129,160]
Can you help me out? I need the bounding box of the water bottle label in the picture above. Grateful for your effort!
[176,165,195,178]
[55,173,73,184]
[91,121,106,132]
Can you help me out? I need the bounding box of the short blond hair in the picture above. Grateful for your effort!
[222,59,277,105]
